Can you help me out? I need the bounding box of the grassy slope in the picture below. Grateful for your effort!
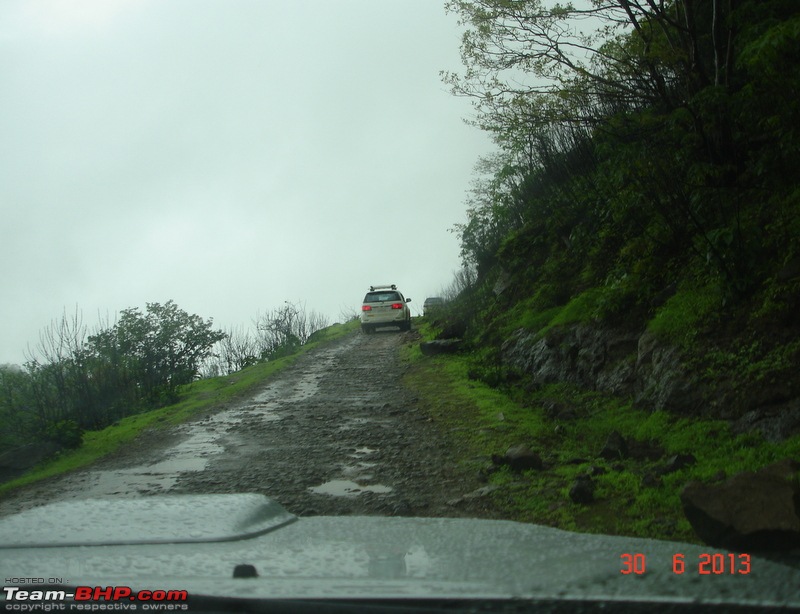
[0,320,359,497]
[403,321,800,543]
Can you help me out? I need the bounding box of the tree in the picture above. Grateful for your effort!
[442,0,744,129]
[87,301,226,404]
[253,301,329,362]
[0,364,36,448]
[445,0,800,296]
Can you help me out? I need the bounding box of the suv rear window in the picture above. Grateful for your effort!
[364,291,401,303]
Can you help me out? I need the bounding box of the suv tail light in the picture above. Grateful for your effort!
[362,305,372,311]
[391,303,403,310]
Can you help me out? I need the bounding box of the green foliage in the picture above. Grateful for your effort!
[446,0,800,313]
[701,338,800,387]
[0,365,36,449]
[647,282,723,349]
[0,320,358,494]
[546,289,605,328]
[405,348,800,541]
[496,300,561,337]
[0,301,345,464]
[43,419,83,449]
[88,300,226,405]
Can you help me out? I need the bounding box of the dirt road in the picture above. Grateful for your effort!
[0,330,493,519]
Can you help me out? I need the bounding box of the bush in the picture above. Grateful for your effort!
[44,419,83,449]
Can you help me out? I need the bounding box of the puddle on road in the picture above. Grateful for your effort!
[75,353,338,498]
[309,479,393,497]
[79,432,225,496]
[310,449,391,497]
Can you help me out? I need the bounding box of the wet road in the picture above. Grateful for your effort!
[0,330,491,519]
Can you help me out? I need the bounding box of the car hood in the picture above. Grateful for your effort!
[1,494,798,609]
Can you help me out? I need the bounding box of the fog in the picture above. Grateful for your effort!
[0,0,491,365]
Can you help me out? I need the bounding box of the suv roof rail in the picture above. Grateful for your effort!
[369,284,397,291]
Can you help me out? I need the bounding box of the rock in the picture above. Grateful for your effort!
[636,330,708,414]
[492,444,543,472]
[504,444,543,471]
[626,439,665,462]
[680,459,800,551]
[733,401,800,443]
[501,324,705,414]
[420,339,463,356]
[569,475,595,504]
[437,321,467,340]
[492,269,512,296]
[599,430,628,460]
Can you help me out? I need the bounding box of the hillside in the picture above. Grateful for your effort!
[437,0,799,432]
[416,0,800,548]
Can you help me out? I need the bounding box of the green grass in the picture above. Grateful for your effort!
[0,320,359,496]
[494,279,722,351]
[402,335,800,542]
[493,287,614,341]
[647,281,722,348]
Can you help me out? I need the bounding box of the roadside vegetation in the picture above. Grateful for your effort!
[404,321,800,542]
[429,1,799,428]
[0,319,358,495]
[0,300,342,485]
[408,0,800,540]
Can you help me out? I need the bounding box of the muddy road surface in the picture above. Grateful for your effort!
[0,330,495,519]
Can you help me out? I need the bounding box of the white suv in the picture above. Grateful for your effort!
[361,284,412,333]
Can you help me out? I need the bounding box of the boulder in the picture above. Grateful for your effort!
[492,444,543,472]
[599,430,628,460]
[680,459,800,551]
[569,475,595,504]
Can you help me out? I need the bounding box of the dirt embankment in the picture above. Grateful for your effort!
[0,331,495,519]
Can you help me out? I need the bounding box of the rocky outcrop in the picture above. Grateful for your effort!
[502,322,800,438]
[734,400,800,443]
[680,459,800,551]
[502,325,705,415]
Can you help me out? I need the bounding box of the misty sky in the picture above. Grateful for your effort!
[0,0,493,365]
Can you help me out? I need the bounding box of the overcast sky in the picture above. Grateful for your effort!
[0,0,493,365]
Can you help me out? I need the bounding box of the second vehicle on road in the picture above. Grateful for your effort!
[361,284,412,333]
